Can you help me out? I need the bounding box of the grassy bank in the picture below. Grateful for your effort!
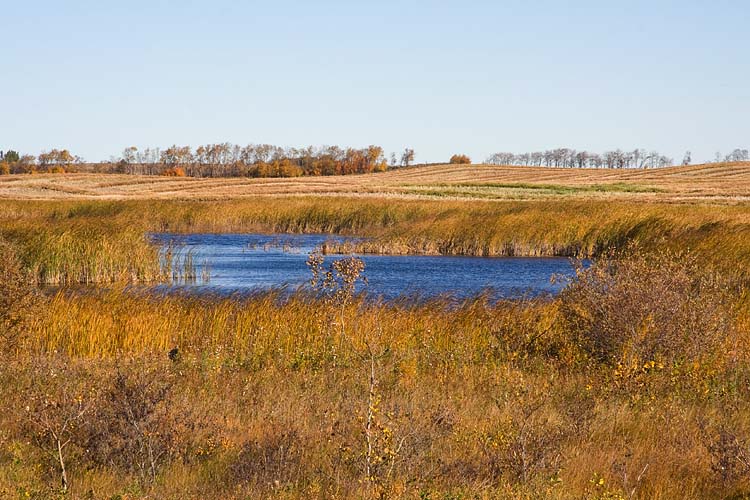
[2,198,750,284]
[2,249,750,498]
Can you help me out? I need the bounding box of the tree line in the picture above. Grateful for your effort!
[116,144,415,177]
[0,149,84,175]
[485,148,674,169]
[0,145,418,177]
[2,144,750,177]
[486,147,750,169]
[713,149,749,163]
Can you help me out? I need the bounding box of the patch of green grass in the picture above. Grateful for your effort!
[416,182,664,195]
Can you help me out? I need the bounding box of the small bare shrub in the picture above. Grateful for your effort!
[230,427,304,488]
[307,250,367,308]
[21,359,99,494]
[307,252,405,495]
[91,366,174,483]
[306,250,367,340]
[480,389,569,486]
[85,361,215,485]
[705,426,750,485]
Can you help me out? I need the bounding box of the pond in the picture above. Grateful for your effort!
[151,233,578,300]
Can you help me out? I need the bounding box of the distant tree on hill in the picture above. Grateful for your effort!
[682,151,692,165]
[122,146,138,164]
[0,150,17,174]
[400,148,415,168]
[486,148,672,169]
[449,154,471,165]
[725,149,749,162]
[1,150,19,163]
[38,149,80,172]
[14,155,36,174]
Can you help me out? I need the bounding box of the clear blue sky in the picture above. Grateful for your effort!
[2,0,748,163]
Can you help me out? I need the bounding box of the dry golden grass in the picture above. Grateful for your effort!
[2,250,750,499]
[2,161,750,203]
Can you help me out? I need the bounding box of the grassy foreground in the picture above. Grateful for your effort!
[2,246,750,499]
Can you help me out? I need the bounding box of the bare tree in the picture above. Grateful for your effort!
[682,151,692,166]
[400,148,415,168]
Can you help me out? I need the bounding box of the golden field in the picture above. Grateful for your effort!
[2,162,750,203]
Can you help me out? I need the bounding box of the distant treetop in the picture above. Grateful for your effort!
[449,154,471,165]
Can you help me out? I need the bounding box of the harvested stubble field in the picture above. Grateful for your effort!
[2,162,750,203]
[3,163,750,499]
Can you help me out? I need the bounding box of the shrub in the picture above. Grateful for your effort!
[20,358,100,493]
[559,246,737,367]
[480,396,568,485]
[277,159,304,177]
[0,162,9,175]
[706,426,750,485]
[84,361,211,485]
[230,427,304,487]
[449,154,471,164]
[162,167,186,177]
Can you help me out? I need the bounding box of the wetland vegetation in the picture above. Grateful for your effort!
[0,188,750,498]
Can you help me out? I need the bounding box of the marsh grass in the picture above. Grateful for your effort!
[1,222,162,284]
[2,265,749,498]
[2,197,750,285]
[160,244,205,284]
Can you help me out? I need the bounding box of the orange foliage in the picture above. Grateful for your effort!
[449,154,471,165]
[162,167,186,177]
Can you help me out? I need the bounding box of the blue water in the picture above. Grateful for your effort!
[151,233,577,300]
